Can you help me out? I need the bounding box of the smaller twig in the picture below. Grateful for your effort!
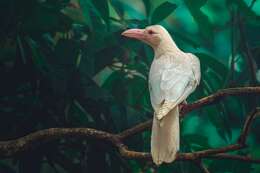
[238,107,260,145]
[118,120,152,139]
[115,141,152,160]
[190,144,242,159]
[182,87,260,116]
[208,153,260,164]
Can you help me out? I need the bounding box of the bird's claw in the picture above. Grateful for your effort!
[179,101,188,110]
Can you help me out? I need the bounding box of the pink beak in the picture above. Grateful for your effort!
[121,29,145,40]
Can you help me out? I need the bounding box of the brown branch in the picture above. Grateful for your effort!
[116,107,260,162]
[238,108,260,145]
[118,119,152,139]
[208,153,260,164]
[181,87,260,115]
[111,144,260,163]
[118,87,260,138]
[0,87,260,166]
[0,128,115,158]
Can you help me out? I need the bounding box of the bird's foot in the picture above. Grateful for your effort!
[179,100,187,110]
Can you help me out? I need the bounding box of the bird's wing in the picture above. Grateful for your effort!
[187,53,201,85]
[149,53,199,120]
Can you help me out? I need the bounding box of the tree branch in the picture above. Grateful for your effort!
[208,153,260,164]
[0,128,115,158]
[238,108,260,145]
[118,87,260,138]
[0,87,260,166]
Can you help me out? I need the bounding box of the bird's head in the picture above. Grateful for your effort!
[122,25,173,49]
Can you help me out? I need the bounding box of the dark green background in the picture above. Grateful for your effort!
[0,0,260,172]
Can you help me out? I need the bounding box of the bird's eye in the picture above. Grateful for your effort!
[148,30,155,35]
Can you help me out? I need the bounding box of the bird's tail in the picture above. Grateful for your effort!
[151,106,179,165]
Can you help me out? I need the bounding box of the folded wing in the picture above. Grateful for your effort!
[149,53,200,120]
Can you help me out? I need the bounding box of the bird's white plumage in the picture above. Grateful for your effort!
[187,53,201,84]
[122,24,201,165]
[151,106,179,164]
[149,52,200,117]
[149,51,200,165]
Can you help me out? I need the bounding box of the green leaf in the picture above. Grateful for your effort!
[185,0,207,9]
[183,134,210,149]
[142,0,151,16]
[227,0,260,22]
[170,31,200,48]
[17,36,26,64]
[204,105,230,142]
[110,0,124,18]
[184,0,213,39]
[194,53,232,142]
[90,0,109,26]
[195,53,228,79]
[151,2,177,24]
[26,38,50,75]
[79,0,93,29]
[61,6,87,25]
[102,70,132,105]
[94,45,123,74]
[68,100,94,126]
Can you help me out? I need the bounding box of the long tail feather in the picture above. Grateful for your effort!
[151,106,179,165]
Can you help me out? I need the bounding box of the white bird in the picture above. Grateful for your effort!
[122,25,201,165]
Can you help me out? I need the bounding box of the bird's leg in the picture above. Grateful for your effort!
[179,100,187,110]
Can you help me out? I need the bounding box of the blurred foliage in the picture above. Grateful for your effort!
[0,0,260,172]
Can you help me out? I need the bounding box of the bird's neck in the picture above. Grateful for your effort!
[154,39,180,58]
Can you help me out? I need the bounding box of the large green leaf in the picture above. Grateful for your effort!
[90,0,109,26]
[186,0,207,9]
[142,0,151,16]
[79,0,93,29]
[170,31,200,48]
[151,1,177,24]
[184,0,213,39]
[182,134,210,150]
[195,53,228,80]
[102,71,127,102]
[194,53,232,141]
[110,0,125,18]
